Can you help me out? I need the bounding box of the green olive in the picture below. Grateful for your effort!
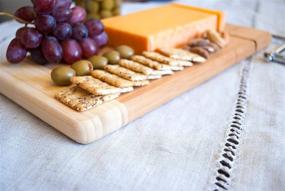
[88,13,100,20]
[116,45,134,59]
[51,66,76,86]
[103,50,120,64]
[89,55,108,69]
[71,60,93,76]
[87,1,99,13]
[114,0,122,7]
[100,10,112,18]
[112,8,121,16]
[102,0,114,10]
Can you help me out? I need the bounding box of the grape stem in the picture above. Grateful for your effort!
[0,12,30,24]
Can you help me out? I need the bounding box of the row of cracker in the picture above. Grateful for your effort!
[55,49,206,112]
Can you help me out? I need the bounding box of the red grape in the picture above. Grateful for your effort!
[16,27,42,49]
[35,15,56,34]
[53,22,72,40]
[52,7,71,22]
[14,6,35,23]
[85,19,104,37]
[6,39,27,63]
[93,31,108,47]
[30,48,48,65]
[72,23,88,41]
[70,6,87,25]
[41,36,63,63]
[54,0,72,9]
[33,0,56,14]
[15,27,26,40]
[61,39,82,64]
[79,38,98,58]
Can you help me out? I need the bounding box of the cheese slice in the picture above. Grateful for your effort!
[102,3,225,53]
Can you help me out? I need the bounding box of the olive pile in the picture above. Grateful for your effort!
[76,0,121,19]
[51,44,134,86]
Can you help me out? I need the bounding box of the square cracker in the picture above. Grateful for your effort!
[147,74,162,80]
[104,65,148,81]
[120,86,135,93]
[119,59,160,76]
[71,76,122,96]
[168,65,184,71]
[91,70,134,88]
[132,80,150,87]
[158,48,206,63]
[131,55,172,71]
[155,69,173,75]
[55,86,119,112]
[143,51,194,66]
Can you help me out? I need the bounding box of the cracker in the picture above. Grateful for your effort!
[119,59,159,75]
[91,70,133,88]
[131,55,172,71]
[147,74,162,80]
[132,80,150,87]
[142,51,176,66]
[55,86,119,112]
[71,76,122,96]
[155,69,173,75]
[167,65,184,71]
[120,87,134,93]
[104,65,148,81]
[158,48,206,63]
[142,51,189,66]
[172,59,193,67]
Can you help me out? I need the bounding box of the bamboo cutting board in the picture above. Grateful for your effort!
[0,24,271,144]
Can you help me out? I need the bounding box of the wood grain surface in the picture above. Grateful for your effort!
[0,24,271,144]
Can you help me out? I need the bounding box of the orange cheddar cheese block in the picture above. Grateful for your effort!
[102,3,225,53]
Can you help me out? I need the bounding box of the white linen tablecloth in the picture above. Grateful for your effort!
[1,0,285,190]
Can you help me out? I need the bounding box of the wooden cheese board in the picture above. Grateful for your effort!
[0,24,271,144]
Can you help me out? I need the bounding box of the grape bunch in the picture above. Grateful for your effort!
[6,0,108,65]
